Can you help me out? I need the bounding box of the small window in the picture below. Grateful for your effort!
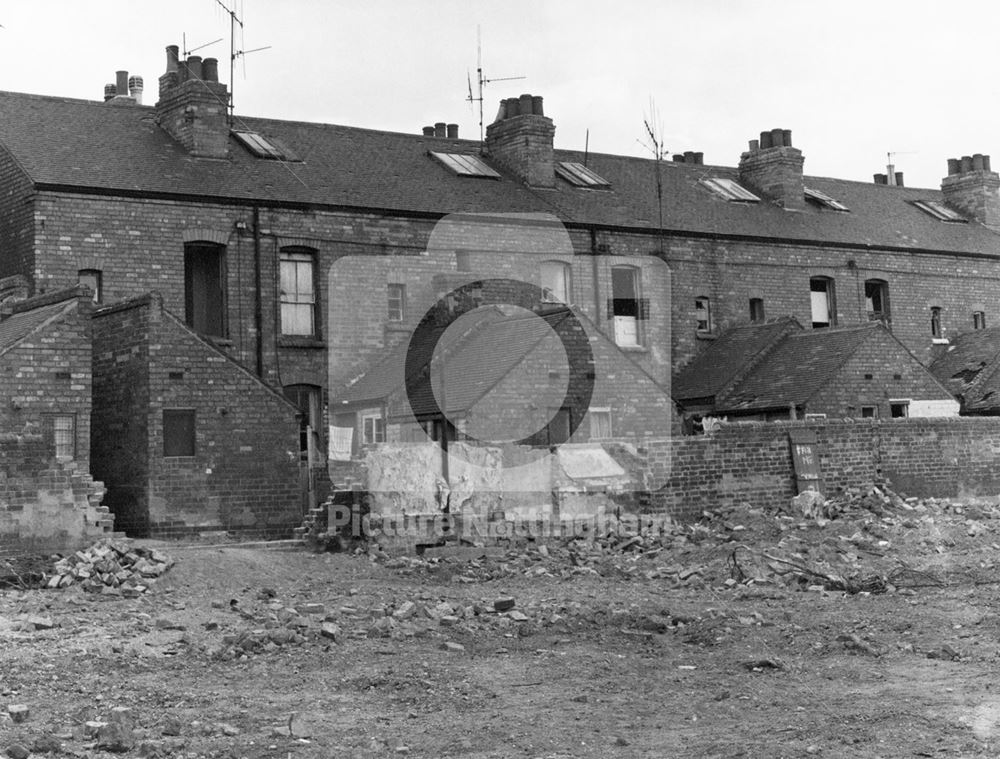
[861,405,878,418]
[931,307,943,339]
[362,412,385,445]
[974,311,987,330]
[864,279,890,327]
[912,200,967,222]
[555,162,611,188]
[695,296,712,333]
[540,261,571,304]
[387,284,405,322]
[163,410,195,457]
[804,187,849,212]
[890,401,910,418]
[280,249,317,336]
[429,151,500,178]
[589,408,612,440]
[701,177,760,203]
[810,277,836,328]
[78,269,102,303]
[44,414,76,460]
[749,298,765,323]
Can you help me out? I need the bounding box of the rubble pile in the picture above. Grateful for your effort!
[44,540,174,597]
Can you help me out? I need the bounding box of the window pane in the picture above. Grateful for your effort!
[541,262,570,303]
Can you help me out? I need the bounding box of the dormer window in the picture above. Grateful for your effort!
[911,199,967,222]
[701,177,760,202]
[804,187,849,211]
[429,151,500,178]
[555,161,610,188]
[232,130,299,161]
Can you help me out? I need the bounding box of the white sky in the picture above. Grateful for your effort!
[0,0,998,189]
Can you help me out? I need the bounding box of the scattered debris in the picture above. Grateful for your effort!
[44,540,174,595]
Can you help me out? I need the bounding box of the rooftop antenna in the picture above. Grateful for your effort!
[886,150,916,186]
[182,35,223,57]
[214,0,271,126]
[466,26,525,142]
[639,98,668,253]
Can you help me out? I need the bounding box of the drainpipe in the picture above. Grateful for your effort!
[253,206,264,377]
[590,230,601,333]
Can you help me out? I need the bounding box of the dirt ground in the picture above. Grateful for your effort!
[4,493,1000,758]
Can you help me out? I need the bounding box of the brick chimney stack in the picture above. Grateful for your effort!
[941,154,1000,229]
[485,94,555,188]
[155,44,230,159]
[738,128,805,210]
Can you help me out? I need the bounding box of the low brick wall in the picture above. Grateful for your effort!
[645,417,1000,519]
[0,434,112,554]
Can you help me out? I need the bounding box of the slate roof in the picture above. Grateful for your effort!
[1,89,1000,254]
[332,306,578,417]
[0,299,76,357]
[929,328,1000,412]
[716,323,881,413]
[672,318,799,402]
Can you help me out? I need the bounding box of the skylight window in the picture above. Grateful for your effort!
[555,161,610,188]
[429,151,500,178]
[911,200,967,223]
[701,177,760,202]
[232,130,298,161]
[804,187,849,212]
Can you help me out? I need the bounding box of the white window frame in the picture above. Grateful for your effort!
[361,412,386,445]
[589,408,613,440]
[611,265,642,347]
[540,260,572,304]
[279,250,316,336]
[387,283,405,322]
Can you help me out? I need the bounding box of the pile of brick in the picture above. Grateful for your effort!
[45,540,174,597]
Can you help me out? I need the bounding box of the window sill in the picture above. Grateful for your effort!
[616,344,648,353]
[279,336,326,349]
[385,322,412,334]
[931,337,950,345]
[205,336,233,348]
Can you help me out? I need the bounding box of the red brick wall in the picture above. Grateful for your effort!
[644,418,1000,519]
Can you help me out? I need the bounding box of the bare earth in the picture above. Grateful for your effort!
[2,494,1000,758]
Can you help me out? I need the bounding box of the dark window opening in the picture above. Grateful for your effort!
[864,279,890,327]
[78,269,102,303]
[163,410,196,457]
[931,306,942,339]
[890,402,909,418]
[809,277,835,328]
[974,311,987,330]
[749,297,765,323]
[861,405,877,418]
[184,243,226,337]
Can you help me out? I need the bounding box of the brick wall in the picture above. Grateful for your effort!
[92,294,305,538]
[645,417,1000,519]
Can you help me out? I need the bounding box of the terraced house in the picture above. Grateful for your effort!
[0,42,999,536]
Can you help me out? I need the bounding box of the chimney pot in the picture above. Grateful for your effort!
[973,153,986,171]
[947,158,961,175]
[874,173,888,184]
[422,125,435,137]
[672,154,684,162]
[770,128,785,148]
[434,122,446,138]
[506,97,520,117]
[985,155,992,172]
[759,130,772,149]
[748,139,759,152]
[116,70,129,97]
[693,151,704,165]
[518,93,533,116]
[166,45,180,73]
[782,129,792,148]
[894,172,904,187]
[128,76,144,105]
[961,155,974,173]
[683,150,695,163]
[446,123,459,139]
[531,95,544,116]
[202,58,219,83]
[186,56,203,81]
[104,84,117,102]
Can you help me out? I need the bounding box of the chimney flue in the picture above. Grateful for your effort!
[116,70,129,97]
[895,172,904,187]
[422,126,435,137]
[165,45,179,73]
[434,122,446,138]
[103,84,116,102]
[202,58,219,83]
[446,123,459,139]
[874,173,888,185]
[947,158,961,176]
[186,56,203,81]
[128,76,143,105]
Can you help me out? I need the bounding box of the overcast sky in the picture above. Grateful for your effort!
[0,0,997,189]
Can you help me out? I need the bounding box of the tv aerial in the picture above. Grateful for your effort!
[213,0,272,125]
[466,26,525,142]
